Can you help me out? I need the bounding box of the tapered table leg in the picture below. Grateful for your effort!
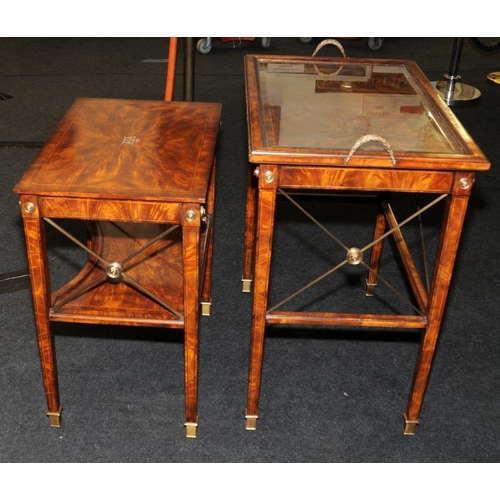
[404,179,472,434]
[21,198,62,426]
[246,167,277,430]
[242,164,258,292]
[201,158,217,316]
[366,196,387,296]
[182,204,201,438]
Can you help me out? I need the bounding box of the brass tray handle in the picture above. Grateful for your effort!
[312,38,347,58]
[345,134,396,165]
[311,39,347,77]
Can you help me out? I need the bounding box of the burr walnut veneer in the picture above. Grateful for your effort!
[243,55,490,434]
[14,98,222,438]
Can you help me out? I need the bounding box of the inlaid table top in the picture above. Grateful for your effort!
[14,98,223,202]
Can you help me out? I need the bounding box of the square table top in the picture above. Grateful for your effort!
[14,98,223,203]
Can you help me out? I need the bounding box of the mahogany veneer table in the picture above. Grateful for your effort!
[13,97,222,438]
[242,54,490,434]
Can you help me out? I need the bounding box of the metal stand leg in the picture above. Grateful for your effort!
[432,38,481,106]
[184,38,195,102]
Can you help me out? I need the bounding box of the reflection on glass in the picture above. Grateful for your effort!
[257,60,465,154]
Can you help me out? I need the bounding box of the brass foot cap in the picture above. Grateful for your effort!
[242,279,252,293]
[185,421,198,438]
[245,415,258,431]
[403,413,419,435]
[366,282,377,296]
[201,301,211,316]
[47,407,63,427]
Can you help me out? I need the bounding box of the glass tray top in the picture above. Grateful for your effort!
[253,58,467,155]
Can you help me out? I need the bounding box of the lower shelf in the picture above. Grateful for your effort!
[49,220,207,328]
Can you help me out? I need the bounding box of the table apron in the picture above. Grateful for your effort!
[27,196,183,223]
[277,166,456,193]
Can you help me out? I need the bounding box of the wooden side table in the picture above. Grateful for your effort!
[13,98,222,438]
[242,54,490,434]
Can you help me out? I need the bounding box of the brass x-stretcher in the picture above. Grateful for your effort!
[43,218,184,318]
[267,190,448,316]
